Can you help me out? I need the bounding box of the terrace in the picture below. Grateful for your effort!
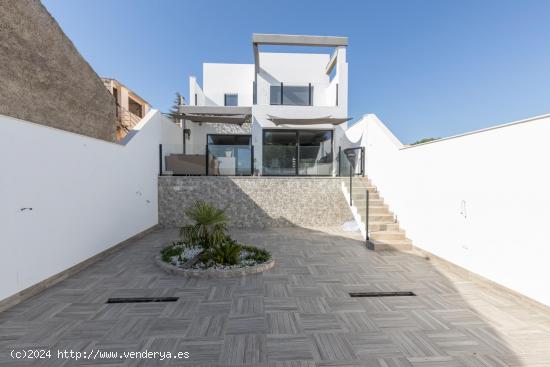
[2,3,550,366]
[1,227,548,366]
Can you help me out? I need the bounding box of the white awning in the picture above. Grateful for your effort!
[267,115,352,126]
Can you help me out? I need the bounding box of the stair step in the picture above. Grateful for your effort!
[353,201,386,207]
[369,230,407,240]
[351,195,381,202]
[353,201,386,208]
[348,184,377,191]
[345,175,413,252]
[367,223,401,232]
[357,210,393,217]
[360,213,395,222]
[367,238,412,251]
[356,206,389,214]
[352,192,379,199]
[357,213,395,222]
[359,220,396,228]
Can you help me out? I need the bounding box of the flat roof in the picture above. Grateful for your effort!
[252,33,348,47]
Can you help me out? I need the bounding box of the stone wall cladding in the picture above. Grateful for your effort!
[202,122,251,134]
[158,176,353,228]
[0,1,116,142]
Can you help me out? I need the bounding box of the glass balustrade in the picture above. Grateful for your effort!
[262,145,297,176]
[298,146,333,175]
[207,145,253,176]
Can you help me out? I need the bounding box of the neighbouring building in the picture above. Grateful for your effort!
[102,78,151,140]
[0,0,117,142]
[166,33,358,176]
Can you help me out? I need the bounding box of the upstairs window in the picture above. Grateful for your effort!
[270,84,313,106]
[224,93,238,106]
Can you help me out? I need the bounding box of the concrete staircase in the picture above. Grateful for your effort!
[344,176,412,251]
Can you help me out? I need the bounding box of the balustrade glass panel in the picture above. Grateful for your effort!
[263,131,297,175]
[269,85,312,106]
[283,86,311,106]
[298,130,332,175]
[208,145,252,176]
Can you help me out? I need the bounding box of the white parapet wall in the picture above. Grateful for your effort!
[361,113,550,306]
[0,110,182,303]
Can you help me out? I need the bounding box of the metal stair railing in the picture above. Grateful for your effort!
[341,147,370,246]
[365,189,369,244]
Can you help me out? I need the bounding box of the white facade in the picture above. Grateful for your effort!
[0,110,182,303]
[186,35,350,176]
[357,113,550,307]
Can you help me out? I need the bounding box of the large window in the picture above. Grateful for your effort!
[207,134,252,176]
[224,93,238,106]
[270,84,313,106]
[263,129,333,176]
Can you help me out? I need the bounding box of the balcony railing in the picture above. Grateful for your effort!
[338,147,364,177]
[207,145,254,176]
[270,83,313,106]
[159,144,254,176]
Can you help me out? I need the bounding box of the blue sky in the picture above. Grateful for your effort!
[43,0,550,143]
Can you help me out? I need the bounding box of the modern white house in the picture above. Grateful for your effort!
[4,3,550,360]
[167,33,358,177]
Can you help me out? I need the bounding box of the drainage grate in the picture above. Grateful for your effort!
[349,291,416,298]
[106,297,179,304]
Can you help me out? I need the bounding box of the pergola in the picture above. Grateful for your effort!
[252,33,349,78]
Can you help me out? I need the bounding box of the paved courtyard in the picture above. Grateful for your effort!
[1,227,549,366]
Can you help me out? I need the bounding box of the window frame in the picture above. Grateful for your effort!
[262,128,334,176]
[224,93,239,106]
[269,83,313,106]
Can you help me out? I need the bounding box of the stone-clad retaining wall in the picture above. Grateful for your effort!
[158,177,353,228]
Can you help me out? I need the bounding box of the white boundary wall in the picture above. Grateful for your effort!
[361,113,550,306]
[0,110,182,301]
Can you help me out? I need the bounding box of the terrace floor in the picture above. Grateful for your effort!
[1,227,549,366]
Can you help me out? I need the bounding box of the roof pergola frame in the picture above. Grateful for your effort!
[252,34,348,48]
[252,33,349,89]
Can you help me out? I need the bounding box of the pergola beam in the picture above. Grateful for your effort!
[252,33,348,47]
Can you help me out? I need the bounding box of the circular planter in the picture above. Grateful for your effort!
[155,256,275,278]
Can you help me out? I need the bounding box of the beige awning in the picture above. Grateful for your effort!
[182,114,250,124]
[267,115,352,126]
[177,106,252,125]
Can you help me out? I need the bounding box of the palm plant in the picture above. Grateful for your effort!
[179,201,228,250]
[210,241,242,265]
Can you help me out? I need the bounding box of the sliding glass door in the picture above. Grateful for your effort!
[263,131,297,176]
[263,130,333,176]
